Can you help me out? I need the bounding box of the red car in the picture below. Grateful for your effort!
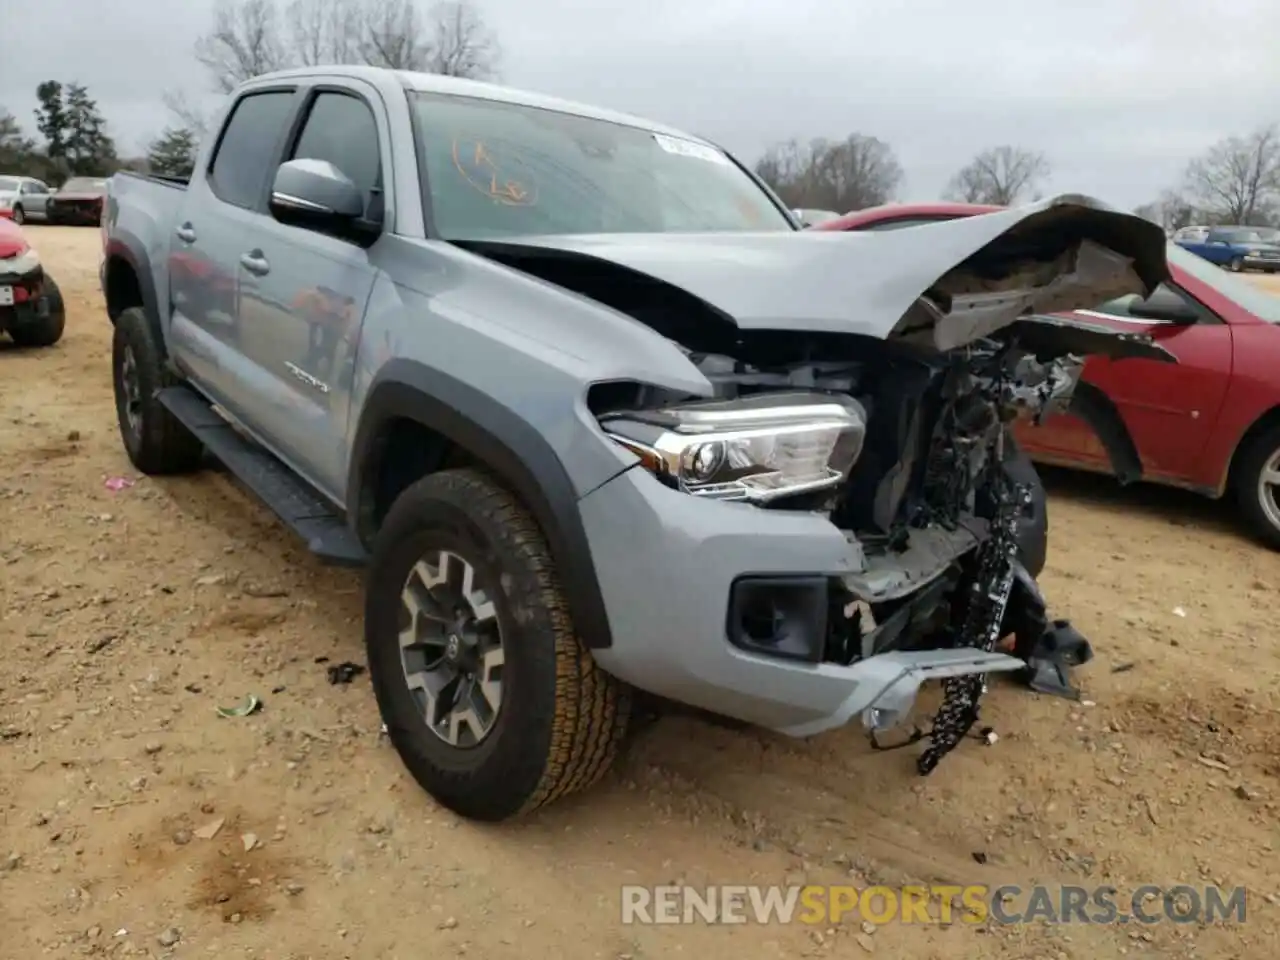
[0,218,65,346]
[45,177,108,226]
[816,202,1280,549]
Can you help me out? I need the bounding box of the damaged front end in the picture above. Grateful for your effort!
[475,195,1174,771]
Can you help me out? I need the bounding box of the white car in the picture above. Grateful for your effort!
[0,175,53,225]
[1172,225,1210,243]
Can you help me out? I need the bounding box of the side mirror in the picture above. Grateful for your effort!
[269,159,380,245]
[1128,287,1199,325]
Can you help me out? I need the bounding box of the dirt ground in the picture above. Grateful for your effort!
[3,227,1279,960]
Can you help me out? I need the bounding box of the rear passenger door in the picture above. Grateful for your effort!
[167,86,299,427]
[233,83,386,498]
[21,181,51,219]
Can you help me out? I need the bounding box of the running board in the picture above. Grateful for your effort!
[157,386,368,567]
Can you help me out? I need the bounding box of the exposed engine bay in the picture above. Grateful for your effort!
[462,197,1175,772]
[670,340,1059,771]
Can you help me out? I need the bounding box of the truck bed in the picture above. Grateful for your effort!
[115,170,189,190]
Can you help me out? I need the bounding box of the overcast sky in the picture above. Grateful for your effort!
[4,0,1278,209]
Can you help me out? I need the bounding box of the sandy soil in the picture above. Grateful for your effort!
[2,227,1279,959]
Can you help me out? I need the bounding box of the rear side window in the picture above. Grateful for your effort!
[859,216,945,231]
[209,91,296,209]
[288,92,383,215]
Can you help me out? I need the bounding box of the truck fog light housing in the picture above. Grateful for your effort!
[600,390,867,504]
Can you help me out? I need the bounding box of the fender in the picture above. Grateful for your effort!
[103,231,164,347]
[348,359,615,649]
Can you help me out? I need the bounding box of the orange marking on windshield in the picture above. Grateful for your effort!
[452,137,537,207]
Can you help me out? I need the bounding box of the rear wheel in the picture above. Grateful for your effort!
[111,307,204,475]
[8,275,65,347]
[1232,422,1280,550]
[365,468,631,822]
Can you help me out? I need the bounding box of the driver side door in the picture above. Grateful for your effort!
[1014,282,1233,485]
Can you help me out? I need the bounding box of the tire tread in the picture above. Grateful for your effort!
[368,468,629,820]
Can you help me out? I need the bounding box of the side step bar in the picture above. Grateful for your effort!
[157,385,368,567]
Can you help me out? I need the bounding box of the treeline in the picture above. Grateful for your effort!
[4,0,1276,228]
[0,82,123,186]
[754,127,1280,232]
[1,0,499,184]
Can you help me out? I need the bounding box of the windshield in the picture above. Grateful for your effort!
[60,178,105,193]
[0,177,18,192]
[408,92,792,239]
[1168,242,1280,322]
[1214,227,1269,244]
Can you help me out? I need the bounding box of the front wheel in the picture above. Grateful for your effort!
[10,206,23,225]
[1229,257,1244,272]
[366,468,631,822]
[1232,423,1280,550]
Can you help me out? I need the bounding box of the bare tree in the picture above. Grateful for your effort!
[1184,125,1280,225]
[162,90,211,140]
[945,146,1049,206]
[1133,189,1196,233]
[285,0,363,65]
[192,0,501,91]
[195,0,291,93]
[423,1,501,79]
[755,134,903,212]
[359,0,430,69]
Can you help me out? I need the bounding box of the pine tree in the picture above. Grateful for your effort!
[62,83,118,176]
[147,127,198,178]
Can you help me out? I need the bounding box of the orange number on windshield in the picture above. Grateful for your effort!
[452,137,537,207]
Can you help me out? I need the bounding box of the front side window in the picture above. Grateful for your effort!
[289,92,382,214]
[858,216,944,232]
[409,92,792,239]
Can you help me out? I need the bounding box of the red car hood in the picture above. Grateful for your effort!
[0,218,26,258]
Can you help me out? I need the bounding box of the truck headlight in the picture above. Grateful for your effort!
[600,391,867,503]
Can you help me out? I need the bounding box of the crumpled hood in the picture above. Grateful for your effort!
[463,194,1170,352]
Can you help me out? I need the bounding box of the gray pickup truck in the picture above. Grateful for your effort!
[101,65,1172,822]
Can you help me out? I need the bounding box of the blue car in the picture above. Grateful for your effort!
[1175,225,1280,272]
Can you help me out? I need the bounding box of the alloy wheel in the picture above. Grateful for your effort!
[398,549,505,747]
[1256,447,1280,533]
[120,345,143,438]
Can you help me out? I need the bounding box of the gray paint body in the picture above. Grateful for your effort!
[103,65,1167,737]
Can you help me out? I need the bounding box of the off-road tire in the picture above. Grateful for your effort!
[111,307,204,475]
[366,468,631,822]
[10,206,23,225]
[8,275,65,347]
[1232,421,1280,551]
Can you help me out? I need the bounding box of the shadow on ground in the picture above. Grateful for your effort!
[1037,463,1256,544]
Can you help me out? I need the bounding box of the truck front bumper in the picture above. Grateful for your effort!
[579,466,1025,737]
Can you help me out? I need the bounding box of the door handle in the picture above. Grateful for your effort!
[239,251,270,276]
[175,223,196,243]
